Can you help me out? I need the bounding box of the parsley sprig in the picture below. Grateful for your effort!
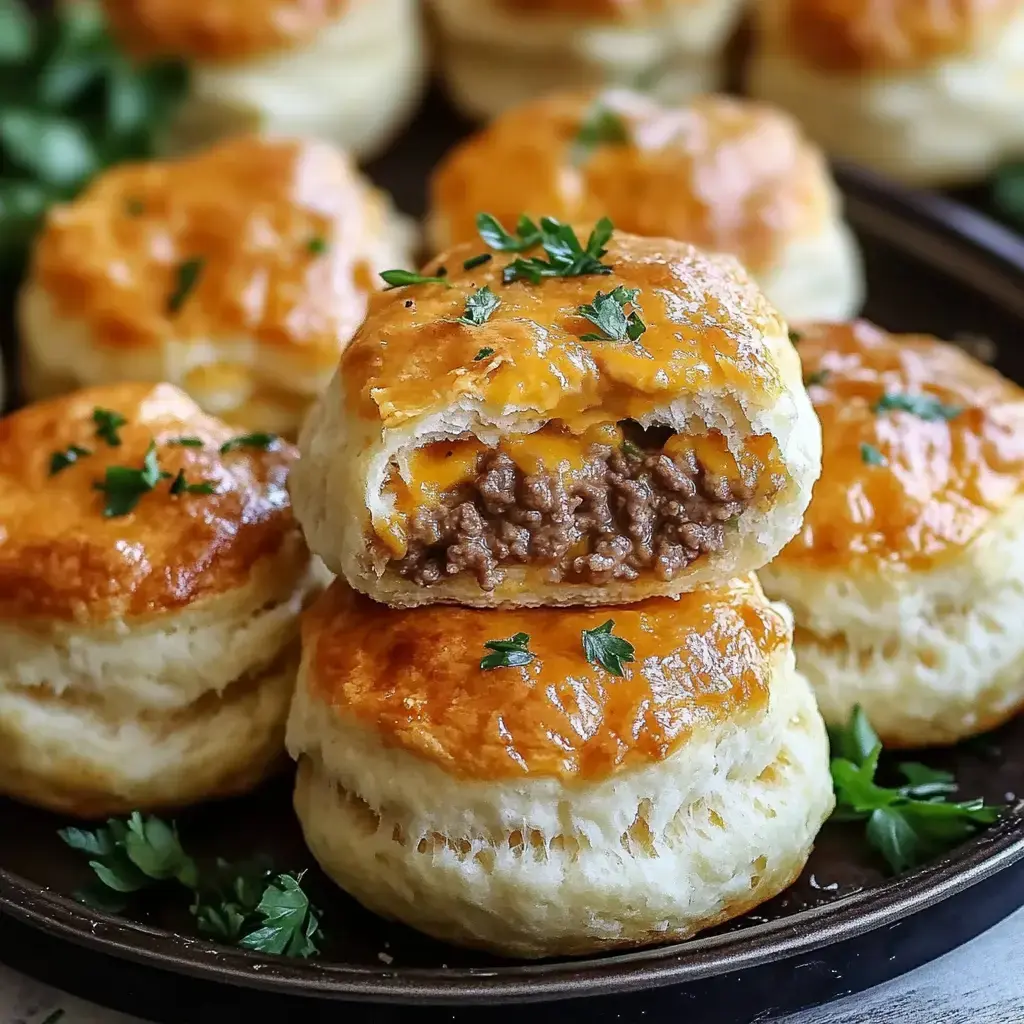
[49,444,91,475]
[571,102,629,164]
[380,268,451,289]
[582,620,636,677]
[167,257,204,314]
[480,632,535,670]
[829,707,1004,874]
[220,432,278,454]
[476,212,542,253]
[455,285,500,327]
[502,217,615,285]
[59,812,321,957]
[873,392,962,421]
[860,442,886,466]
[93,406,126,446]
[94,440,164,516]
[578,285,645,342]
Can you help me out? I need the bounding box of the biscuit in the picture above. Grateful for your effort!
[19,136,414,439]
[0,382,324,817]
[761,321,1024,746]
[288,576,834,958]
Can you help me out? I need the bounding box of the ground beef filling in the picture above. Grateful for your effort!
[395,443,753,590]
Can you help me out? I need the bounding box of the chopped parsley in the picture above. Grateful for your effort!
[456,285,501,327]
[474,347,495,361]
[168,470,216,496]
[829,706,1003,874]
[93,407,126,447]
[860,442,886,466]
[480,632,534,670]
[379,268,451,289]
[581,620,635,677]
[49,444,91,475]
[462,253,493,271]
[166,436,204,447]
[578,285,645,342]
[476,212,543,253]
[804,370,831,387]
[571,102,629,164]
[220,433,278,454]
[306,236,329,256]
[94,441,165,517]
[872,392,962,422]
[167,257,205,314]
[788,329,802,344]
[621,439,644,459]
[502,216,615,285]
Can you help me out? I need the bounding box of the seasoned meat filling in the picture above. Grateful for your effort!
[396,441,752,590]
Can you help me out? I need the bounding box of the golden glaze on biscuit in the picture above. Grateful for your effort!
[432,92,829,275]
[778,0,1024,72]
[343,232,784,429]
[304,576,785,780]
[497,0,684,16]
[0,382,299,622]
[102,0,350,62]
[32,136,384,367]
[778,321,1024,571]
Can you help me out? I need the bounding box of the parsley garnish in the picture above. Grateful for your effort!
[480,632,534,670]
[502,216,615,285]
[220,432,278,454]
[829,707,1003,874]
[93,407,126,446]
[463,253,492,271]
[94,441,164,517]
[167,257,204,314]
[873,392,962,421]
[474,347,495,361]
[166,436,204,447]
[476,212,542,253]
[804,370,830,387]
[581,620,635,677]
[49,444,91,475]
[380,269,451,289]
[456,285,501,327]
[168,469,215,496]
[125,198,145,217]
[306,236,328,256]
[789,329,802,344]
[58,813,321,957]
[621,439,644,459]
[578,285,645,342]
[571,102,629,164]
[860,442,886,466]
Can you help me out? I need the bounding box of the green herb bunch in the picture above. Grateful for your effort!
[59,812,322,957]
[0,0,188,267]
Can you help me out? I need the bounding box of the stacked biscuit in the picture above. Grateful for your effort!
[287,219,835,957]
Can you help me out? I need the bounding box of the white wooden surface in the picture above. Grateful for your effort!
[4,908,1024,1024]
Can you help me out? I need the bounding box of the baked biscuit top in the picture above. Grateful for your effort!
[432,90,831,275]
[777,321,1024,572]
[0,382,299,622]
[102,0,351,62]
[303,575,785,780]
[31,136,388,371]
[342,230,787,429]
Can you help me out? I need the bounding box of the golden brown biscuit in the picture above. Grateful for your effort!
[429,89,863,322]
[748,0,1024,186]
[0,382,324,817]
[288,575,833,957]
[292,228,821,609]
[19,136,413,438]
[429,0,746,120]
[103,0,426,159]
[760,321,1024,746]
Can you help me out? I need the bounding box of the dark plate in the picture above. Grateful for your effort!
[6,91,1024,1023]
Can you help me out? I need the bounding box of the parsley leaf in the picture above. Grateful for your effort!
[168,470,215,496]
[571,102,629,164]
[306,236,328,256]
[578,285,645,342]
[804,370,831,387]
[860,442,886,466]
[166,436,204,447]
[220,432,278,454]
[167,257,204,314]
[476,212,542,253]
[49,444,91,475]
[829,706,1004,873]
[474,347,495,361]
[94,441,164,517]
[581,620,636,677]
[463,253,492,271]
[481,632,534,670]
[503,216,615,285]
[237,872,321,958]
[788,329,802,344]
[456,285,501,327]
[380,268,451,289]
[93,407,126,446]
[873,392,962,421]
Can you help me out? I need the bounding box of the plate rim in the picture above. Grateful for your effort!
[5,165,1024,1004]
